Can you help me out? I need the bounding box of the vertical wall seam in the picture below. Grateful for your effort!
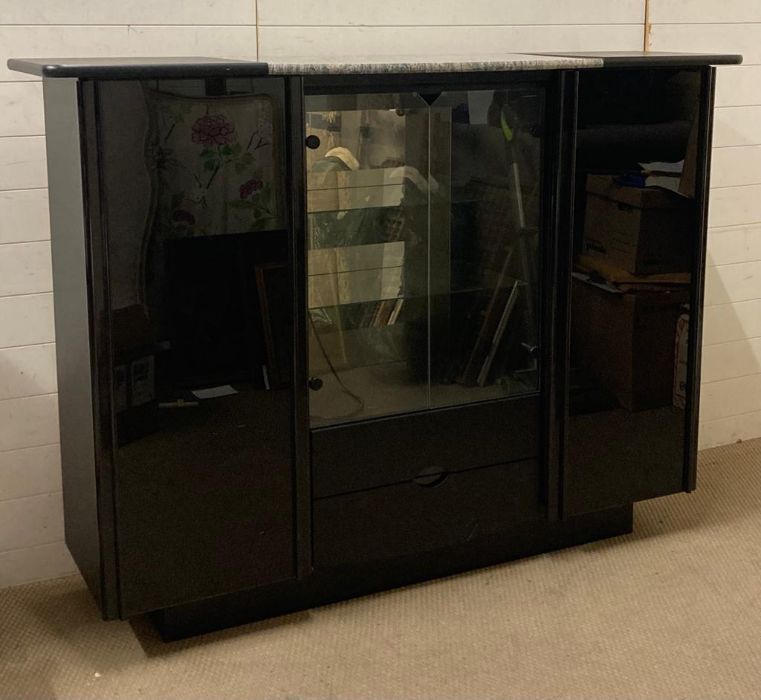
[255,0,260,60]
[643,0,652,51]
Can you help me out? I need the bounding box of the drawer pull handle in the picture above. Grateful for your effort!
[413,470,449,488]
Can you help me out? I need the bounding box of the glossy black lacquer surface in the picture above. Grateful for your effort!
[538,51,742,68]
[92,77,296,615]
[563,67,709,515]
[314,458,544,566]
[156,503,633,639]
[684,67,716,491]
[42,78,118,616]
[312,396,540,497]
[8,57,267,79]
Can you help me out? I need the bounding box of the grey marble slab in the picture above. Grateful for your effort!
[265,53,603,75]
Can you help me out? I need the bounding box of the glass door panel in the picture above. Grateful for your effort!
[306,86,545,428]
[306,93,431,426]
[429,88,544,407]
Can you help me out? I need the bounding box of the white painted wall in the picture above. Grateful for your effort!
[648,2,761,447]
[0,1,259,588]
[0,0,752,588]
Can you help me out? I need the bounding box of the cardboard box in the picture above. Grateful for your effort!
[583,175,691,275]
[571,277,689,411]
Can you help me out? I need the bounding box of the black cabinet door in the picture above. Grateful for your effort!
[562,67,715,516]
[563,282,689,514]
[91,77,296,615]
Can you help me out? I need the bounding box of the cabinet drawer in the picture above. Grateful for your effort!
[313,459,544,569]
[311,396,540,497]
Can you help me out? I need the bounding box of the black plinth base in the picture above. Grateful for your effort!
[151,504,633,640]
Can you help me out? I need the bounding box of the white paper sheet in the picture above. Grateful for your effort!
[191,385,238,400]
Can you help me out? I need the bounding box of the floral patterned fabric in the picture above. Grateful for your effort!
[143,88,282,238]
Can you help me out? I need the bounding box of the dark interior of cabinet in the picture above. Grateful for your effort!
[565,68,703,515]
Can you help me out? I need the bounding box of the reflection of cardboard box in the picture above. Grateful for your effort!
[572,277,689,411]
[584,175,691,275]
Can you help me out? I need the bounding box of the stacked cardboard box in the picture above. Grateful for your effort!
[573,175,692,412]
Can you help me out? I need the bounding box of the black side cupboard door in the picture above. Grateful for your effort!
[562,67,715,515]
[91,77,297,615]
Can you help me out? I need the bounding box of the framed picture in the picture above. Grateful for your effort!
[143,88,284,239]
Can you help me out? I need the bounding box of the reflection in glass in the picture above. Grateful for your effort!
[96,77,297,605]
[565,68,702,511]
[306,88,545,426]
[97,78,292,444]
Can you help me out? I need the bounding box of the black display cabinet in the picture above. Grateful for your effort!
[8,51,741,638]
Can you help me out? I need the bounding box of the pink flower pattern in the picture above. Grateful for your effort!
[191,113,236,147]
[149,93,278,235]
[239,178,264,199]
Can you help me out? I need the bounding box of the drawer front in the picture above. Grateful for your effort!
[311,396,540,498]
[313,459,544,569]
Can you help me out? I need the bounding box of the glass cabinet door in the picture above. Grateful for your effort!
[428,89,544,408]
[306,92,431,425]
[306,86,545,427]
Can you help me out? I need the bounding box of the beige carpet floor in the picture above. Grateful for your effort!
[2,438,761,700]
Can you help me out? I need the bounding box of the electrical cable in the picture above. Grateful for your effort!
[307,311,366,420]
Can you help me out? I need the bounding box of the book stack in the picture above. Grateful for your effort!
[359,297,405,328]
